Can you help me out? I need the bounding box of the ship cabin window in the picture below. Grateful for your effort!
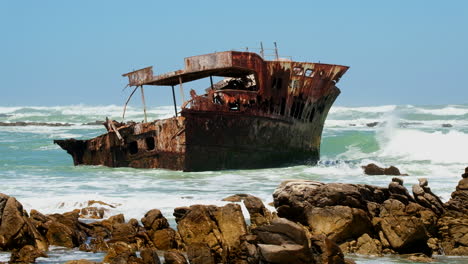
[128,141,138,155]
[293,67,303,76]
[319,70,325,77]
[305,69,314,77]
[145,137,155,151]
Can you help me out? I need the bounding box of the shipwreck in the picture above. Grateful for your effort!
[55,47,349,171]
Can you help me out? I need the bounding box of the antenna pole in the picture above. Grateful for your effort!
[274,42,279,60]
[140,85,148,123]
[260,42,264,58]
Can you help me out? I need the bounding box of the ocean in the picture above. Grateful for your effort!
[0,104,467,263]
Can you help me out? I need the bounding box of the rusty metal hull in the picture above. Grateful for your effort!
[54,86,339,172]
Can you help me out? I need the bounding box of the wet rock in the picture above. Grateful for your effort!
[305,205,372,243]
[223,194,275,227]
[140,247,161,264]
[366,122,379,127]
[0,194,48,251]
[87,200,117,208]
[79,206,106,219]
[141,209,181,250]
[362,163,408,176]
[40,210,89,248]
[388,177,416,204]
[82,120,105,126]
[373,199,430,255]
[438,168,468,255]
[405,253,433,262]
[163,250,188,264]
[222,193,252,202]
[254,218,313,264]
[187,243,215,264]
[9,245,48,264]
[354,233,382,256]
[442,123,453,128]
[102,241,138,264]
[412,178,445,215]
[309,234,348,264]
[175,203,247,263]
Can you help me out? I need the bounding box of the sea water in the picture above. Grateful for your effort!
[1,104,467,263]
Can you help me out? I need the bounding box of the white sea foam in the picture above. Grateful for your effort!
[330,105,397,114]
[415,105,468,116]
[377,128,468,164]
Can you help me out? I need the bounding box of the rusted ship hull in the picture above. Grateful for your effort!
[55,50,348,171]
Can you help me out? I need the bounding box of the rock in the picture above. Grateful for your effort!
[366,122,379,127]
[442,123,453,128]
[175,203,247,263]
[140,247,161,264]
[362,163,407,176]
[445,168,468,216]
[79,206,106,219]
[102,241,137,264]
[374,199,430,255]
[222,194,252,202]
[305,205,372,243]
[0,193,48,251]
[187,243,215,264]
[310,234,347,264]
[254,218,313,264]
[41,210,89,248]
[412,178,445,215]
[141,209,169,232]
[405,253,433,262]
[141,209,181,250]
[273,180,388,224]
[163,250,188,264]
[9,245,48,264]
[355,233,382,256]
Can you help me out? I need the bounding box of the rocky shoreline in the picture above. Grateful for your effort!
[1,169,467,264]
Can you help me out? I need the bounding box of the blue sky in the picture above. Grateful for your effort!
[1,0,467,107]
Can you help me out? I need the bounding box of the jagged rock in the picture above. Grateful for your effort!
[362,163,408,176]
[388,177,415,204]
[187,243,215,264]
[223,194,275,227]
[412,178,445,215]
[102,241,138,264]
[40,210,89,248]
[374,199,430,255]
[79,206,106,219]
[254,218,312,264]
[366,122,379,127]
[163,250,188,264]
[437,168,468,255]
[310,234,348,264]
[355,233,382,256]
[306,205,372,243]
[0,194,48,251]
[140,247,161,264]
[175,204,247,263]
[141,209,181,250]
[405,253,433,262]
[9,245,48,264]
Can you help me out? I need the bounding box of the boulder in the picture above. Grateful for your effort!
[222,194,275,227]
[79,206,106,219]
[362,163,407,176]
[354,233,382,256]
[9,245,47,264]
[64,260,100,264]
[140,247,161,264]
[309,234,347,264]
[41,210,89,248]
[187,243,215,264]
[0,194,48,251]
[102,241,138,264]
[412,178,445,215]
[163,250,188,264]
[305,206,372,243]
[374,199,430,255]
[141,209,181,250]
[174,203,247,263]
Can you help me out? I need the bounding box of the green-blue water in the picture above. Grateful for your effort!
[1,104,467,263]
